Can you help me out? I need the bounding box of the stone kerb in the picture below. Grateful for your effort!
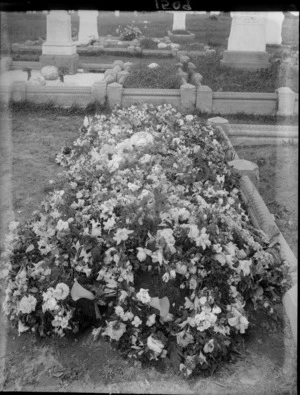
[180,83,196,111]
[107,82,123,108]
[196,85,213,113]
[276,87,296,116]
[209,116,298,344]
[91,81,107,105]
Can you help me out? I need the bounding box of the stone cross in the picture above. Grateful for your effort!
[172,11,186,31]
[78,10,99,44]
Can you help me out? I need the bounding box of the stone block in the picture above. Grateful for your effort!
[228,159,259,188]
[196,85,213,113]
[104,73,117,84]
[207,116,230,135]
[228,12,267,52]
[11,81,26,102]
[283,284,297,344]
[112,60,124,68]
[180,83,196,111]
[112,64,122,73]
[39,53,79,74]
[221,50,270,70]
[91,80,107,105]
[117,71,130,84]
[107,82,123,108]
[0,57,12,73]
[41,65,59,80]
[276,87,296,116]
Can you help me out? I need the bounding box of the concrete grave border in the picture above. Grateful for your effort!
[208,116,298,344]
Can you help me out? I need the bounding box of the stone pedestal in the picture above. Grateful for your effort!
[172,12,186,31]
[221,12,269,70]
[78,10,99,44]
[40,11,78,74]
[266,12,284,45]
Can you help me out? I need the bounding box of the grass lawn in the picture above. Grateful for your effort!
[0,105,297,392]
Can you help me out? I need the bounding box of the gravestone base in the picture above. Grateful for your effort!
[221,50,269,70]
[39,54,79,74]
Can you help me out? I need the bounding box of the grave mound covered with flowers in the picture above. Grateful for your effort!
[2,104,289,378]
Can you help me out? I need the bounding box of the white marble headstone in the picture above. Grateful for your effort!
[115,10,120,17]
[42,11,76,55]
[172,11,187,31]
[78,10,99,44]
[266,12,284,45]
[228,12,267,52]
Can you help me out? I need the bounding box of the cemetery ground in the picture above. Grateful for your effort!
[0,103,297,393]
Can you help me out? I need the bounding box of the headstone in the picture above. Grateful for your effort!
[78,10,99,44]
[221,12,269,69]
[265,12,284,45]
[172,12,186,31]
[133,11,138,17]
[115,10,120,17]
[210,12,220,16]
[40,11,79,74]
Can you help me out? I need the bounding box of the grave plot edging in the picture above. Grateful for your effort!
[208,117,298,344]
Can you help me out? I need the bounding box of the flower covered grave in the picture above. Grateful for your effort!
[2,104,290,378]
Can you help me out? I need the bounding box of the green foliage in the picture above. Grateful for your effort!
[140,37,158,49]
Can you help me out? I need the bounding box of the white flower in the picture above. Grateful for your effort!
[185,114,194,122]
[148,63,159,69]
[203,339,214,353]
[53,283,69,300]
[18,295,37,314]
[42,297,59,313]
[146,313,156,327]
[113,228,133,245]
[102,320,127,341]
[132,315,142,327]
[123,311,134,321]
[56,219,69,231]
[147,335,164,355]
[115,305,125,318]
[212,305,221,314]
[136,247,151,262]
[162,272,170,282]
[130,131,154,148]
[119,290,128,303]
[176,330,194,347]
[199,296,207,305]
[136,288,151,304]
[103,217,116,231]
[239,259,252,276]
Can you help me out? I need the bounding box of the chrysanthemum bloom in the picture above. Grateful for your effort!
[136,288,151,304]
[18,295,37,314]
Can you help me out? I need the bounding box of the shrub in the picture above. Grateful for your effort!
[116,25,143,41]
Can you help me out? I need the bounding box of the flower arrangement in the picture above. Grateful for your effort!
[1,104,290,378]
[116,24,143,41]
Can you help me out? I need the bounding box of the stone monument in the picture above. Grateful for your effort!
[266,12,285,45]
[78,10,99,44]
[39,11,79,74]
[221,12,269,70]
[172,11,187,31]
